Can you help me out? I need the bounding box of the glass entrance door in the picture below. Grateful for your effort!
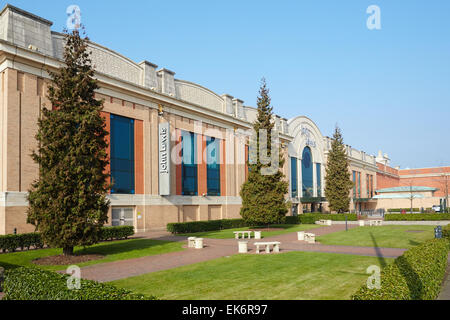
[112,208,134,226]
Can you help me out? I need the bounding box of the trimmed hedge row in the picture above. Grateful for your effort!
[285,213,358,225]
[3,266,156,300]
[167,219,248,234]
[352,239,449,300]
[100,226,134,241]
[167,214,358,234]
[0,233,43,253]
[0,226,134,253]
[443,225,450,239]
[387,208,420,213]
[384,213,450,221]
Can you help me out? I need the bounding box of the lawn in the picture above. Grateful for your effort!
[178,224,323,239]
[111,251,391,300]
[0,238,184,271]
[317,225,435,248]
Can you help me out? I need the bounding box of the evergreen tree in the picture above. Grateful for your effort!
[239,79,289,226]
[27,28,110,256]
[324,125,353,213]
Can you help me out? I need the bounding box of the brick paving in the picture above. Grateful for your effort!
[77,224,406,283]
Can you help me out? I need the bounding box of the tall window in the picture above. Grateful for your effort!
[302,147,313,198]
[357,172,361,198]
[206,136,220,196]
[110,115,135,194]
[291,157,298,198]
[352,171,357,198]
[181,131,198,195]
[316,163,321,197]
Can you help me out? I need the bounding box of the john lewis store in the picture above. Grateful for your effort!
[0,5,379,234]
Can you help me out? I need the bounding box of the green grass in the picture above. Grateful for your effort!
[317,225,435,248]
[111,251,391,300]
[0,238,184,271]
[178,224,323,239]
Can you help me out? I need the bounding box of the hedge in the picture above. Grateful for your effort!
[0,226,134,253]
[285,213,358,225]
[384,214,450,221]
[2,266,156,300]
[352,239,449,300]
[443,225,450,240]
[167,219,248,234]
[167,214,358,234]
[0,233,43,253]
[387,208,420,213]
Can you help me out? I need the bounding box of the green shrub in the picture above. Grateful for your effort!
[0,226,134,253]
[443,225,450,240]
[384,214,450,221]
[296,213,357,224]
[387,208,420,213]
[167,219,248,234]
[352,239,449,300]
[3,267,155,300]
[100,226,134,241]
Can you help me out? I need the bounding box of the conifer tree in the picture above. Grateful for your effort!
[27,28,110,256]
[324,126,353,213]
[239,79,289,226]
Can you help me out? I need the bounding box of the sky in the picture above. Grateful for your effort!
[4,0,450,169]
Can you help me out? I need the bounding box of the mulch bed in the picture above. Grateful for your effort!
[32,254,104,266]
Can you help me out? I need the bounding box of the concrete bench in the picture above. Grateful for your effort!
[234,231,252,239]
[369,220,383,226]
[316,219,332,226]
[254,241,281,254]
[188,237,197,248]
[194,238,204,249]
[238,241,248,253]
[304,233,316,244]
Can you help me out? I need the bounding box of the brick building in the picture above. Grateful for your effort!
[0,5,447,234]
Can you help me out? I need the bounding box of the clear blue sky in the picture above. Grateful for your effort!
[5,0,450,169]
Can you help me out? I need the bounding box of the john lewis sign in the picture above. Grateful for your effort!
[159,122,171,195]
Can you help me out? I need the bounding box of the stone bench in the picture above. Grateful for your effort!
[369,220,383,226]
[316,219,332,226]
[187,237,204,249]
[234,231,252,239]
[304,233,316,244]
[254,241,281,254]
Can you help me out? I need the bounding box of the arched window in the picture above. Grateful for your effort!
[302,147,313,198]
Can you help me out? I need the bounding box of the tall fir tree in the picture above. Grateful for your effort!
[27,28,110,256]
[239,79,289,226]
[324,125,353,213]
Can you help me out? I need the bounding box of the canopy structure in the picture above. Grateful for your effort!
[373,193,425,199]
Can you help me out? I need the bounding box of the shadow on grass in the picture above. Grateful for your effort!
[75,239,173,256]
[0,261,22,270]
[409,240,421,247]
[370,232,387,268]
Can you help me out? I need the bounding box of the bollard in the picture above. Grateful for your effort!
[297,231,305,241]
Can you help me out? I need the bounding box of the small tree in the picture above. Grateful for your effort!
[27,28,110,256]
[240,79,289,227]
[324,125,353,213]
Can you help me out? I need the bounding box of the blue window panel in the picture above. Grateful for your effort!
[291,157,298,198]
[110,115,135,194]
[316,163,321,197]
[302,147,313,198]
[181,131,198,195]
[206,137,220,196]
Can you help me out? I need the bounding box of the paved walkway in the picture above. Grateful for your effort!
[78,224,406,283]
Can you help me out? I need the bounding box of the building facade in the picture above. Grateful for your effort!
[0,5,447,235]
